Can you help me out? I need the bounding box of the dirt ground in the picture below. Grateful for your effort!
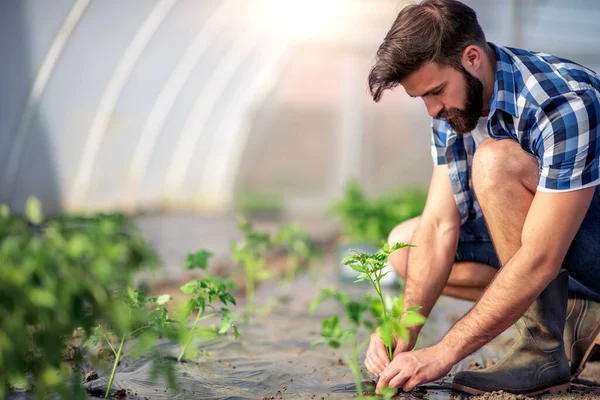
[78,215,600,399]
[3,216,597,400]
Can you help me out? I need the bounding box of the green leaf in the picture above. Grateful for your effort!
[180,281,199,295]
[346,302,364,325]
[185,250,213,270]
[219,293,236,306]
[402,311,426,327]
[156,294,172,305]
[379,323,394,350]
[232,324,239,340]
[27,288,56,308]
[406,305,422,312]
[0,203,10,218]
[218,313,233,334]
[197,296,206,314]
[25,196,43,224]
[396,324,409,343]
[353,272,369,283]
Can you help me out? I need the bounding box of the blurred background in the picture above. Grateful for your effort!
[3,2,600,396]
[2,0,599,219]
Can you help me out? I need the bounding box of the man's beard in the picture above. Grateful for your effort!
[437,66,484,134]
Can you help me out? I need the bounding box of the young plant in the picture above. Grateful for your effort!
[84,289,180,398]
[178,250,238,362]
[343,242,426,360]
[310,289,396,400]
[274,223,320,282]
[0,198,158,399]
[231,217,271,322]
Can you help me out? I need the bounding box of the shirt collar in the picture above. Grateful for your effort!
[488,42,518,119]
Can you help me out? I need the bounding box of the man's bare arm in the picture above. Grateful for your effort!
[402,165,462,346]
[439,187,596,363]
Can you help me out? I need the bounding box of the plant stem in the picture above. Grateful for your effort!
[244,271,255,324]
[349,332,364,398]
[371,277,393,360]
[178,308,203,362]
[105,333,126,398]
[103,334,118,357]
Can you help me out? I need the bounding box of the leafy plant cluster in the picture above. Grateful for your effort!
[329,179,427,243]
[311,242,426,398]
[273,222,320,283]
[0,198,240,400]
[86,249,239,398]
[0,198,158,399]
[1,198,319,399]
[231,217,318,322]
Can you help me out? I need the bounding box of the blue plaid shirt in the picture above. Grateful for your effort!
[432,43,600,224]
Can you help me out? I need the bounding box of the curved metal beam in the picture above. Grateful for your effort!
[123,0,235,211]
[69,0,176,210]
[163,34,260,203]
[194,39,288,210]
[1,0,91,201]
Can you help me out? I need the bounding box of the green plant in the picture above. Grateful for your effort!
[310,242,427,398]
[310,290,396,400]
[274,223,320,282]
[231,217,271,323]
[329,179,427,243]
[344,242,426,359]
[178,250,239,362]
[84,289,181,398]
[0,198,158,399]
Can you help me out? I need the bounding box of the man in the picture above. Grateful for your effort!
[365,0,600,396]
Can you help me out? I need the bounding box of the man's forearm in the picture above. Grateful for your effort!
[439,246,559,363]
[403,217,460,341]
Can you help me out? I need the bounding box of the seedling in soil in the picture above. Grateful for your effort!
[231,217,271,323]
[84,289,180,398]
[178,250,238,362]
[343,242,426,360]
[274,222,320,283]
[310,288,371,398]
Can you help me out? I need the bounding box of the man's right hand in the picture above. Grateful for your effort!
[364,328,414,376]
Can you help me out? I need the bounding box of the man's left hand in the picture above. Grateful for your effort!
[375,344,454,393]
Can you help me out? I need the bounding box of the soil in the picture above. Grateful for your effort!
[79,241,600,399]
[13,216,597,399]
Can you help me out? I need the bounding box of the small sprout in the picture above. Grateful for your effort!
[310,242,427,398]
[274,223,320,283]
[231,217,271,322]
[178,250,238,362]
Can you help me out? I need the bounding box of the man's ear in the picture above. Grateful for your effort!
[462,45,483,70]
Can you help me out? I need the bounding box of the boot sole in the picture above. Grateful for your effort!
[571,331,600,381]
[452,382,571,396]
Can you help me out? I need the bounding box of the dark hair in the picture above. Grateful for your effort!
[368,0,487,102]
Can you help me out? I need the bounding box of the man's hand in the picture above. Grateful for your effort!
[364,328,414,377]
[375,344,454,393]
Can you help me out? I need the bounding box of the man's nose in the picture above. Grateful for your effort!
[424,98,444,118]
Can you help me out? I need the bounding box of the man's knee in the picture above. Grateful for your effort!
[387,216,420,279]
[472,138,539,196]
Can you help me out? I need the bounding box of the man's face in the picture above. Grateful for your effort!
[402,62,484,134]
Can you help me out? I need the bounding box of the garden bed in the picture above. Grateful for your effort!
[79,234,600,400]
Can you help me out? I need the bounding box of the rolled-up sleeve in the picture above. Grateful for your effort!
[532,90,600,193]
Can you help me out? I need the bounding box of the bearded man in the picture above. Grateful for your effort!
[365,0,600,396]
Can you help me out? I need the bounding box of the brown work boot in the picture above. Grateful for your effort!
[452,269,571,396]
[564,291,600,380]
